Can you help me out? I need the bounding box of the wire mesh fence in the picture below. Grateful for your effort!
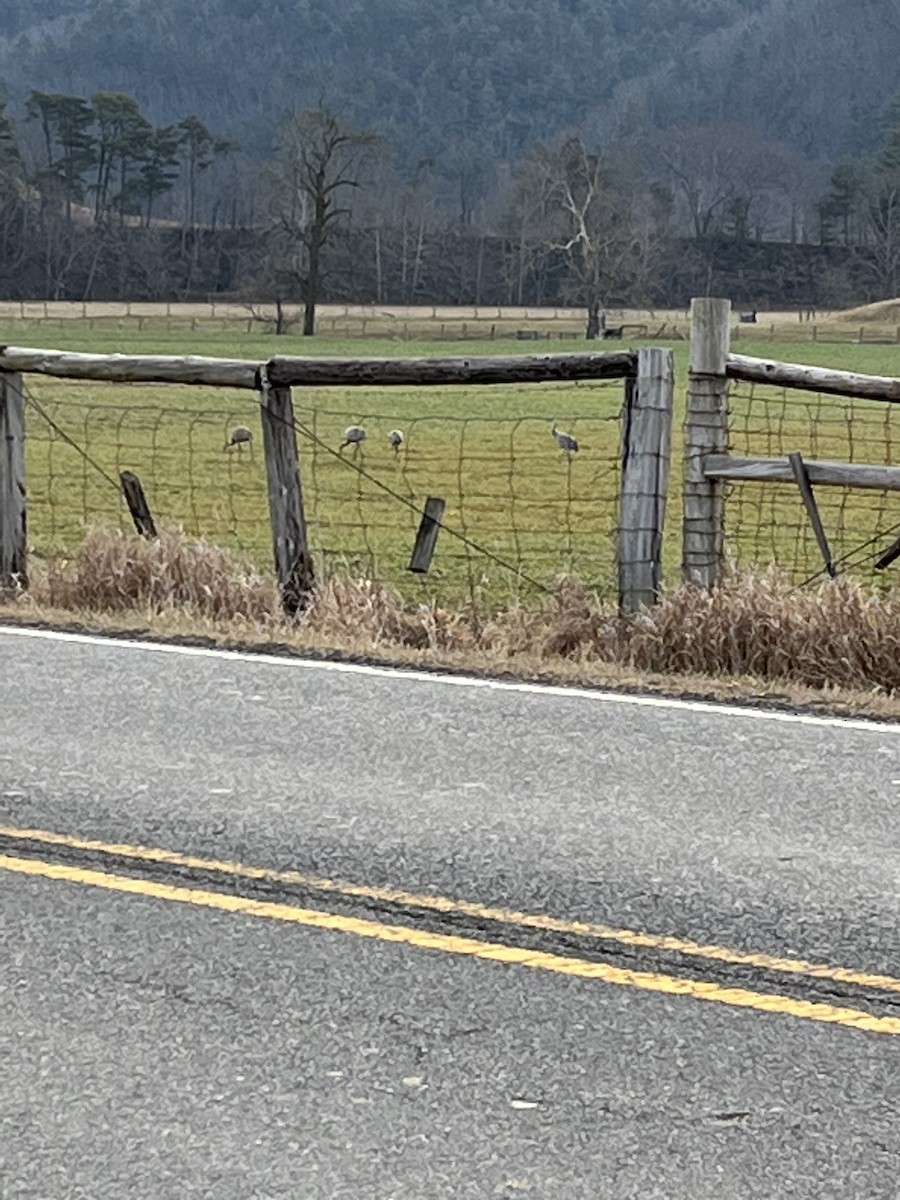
[26,387,271,557]
[724,379,900,584]
[22,374,626,604]
[293,400,623,600]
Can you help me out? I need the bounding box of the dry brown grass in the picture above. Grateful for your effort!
[39,527,282,622]
[624,572,900,693]
[5,527,900,719]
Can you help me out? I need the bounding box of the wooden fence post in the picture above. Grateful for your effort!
[409,496,446,573]
[683,297,731,587]
[120,470,157,539]
[618,347,675,612]
[0,371,26,590]
[258,367,315,614]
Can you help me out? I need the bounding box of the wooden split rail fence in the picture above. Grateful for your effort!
[0,345,674,614]
[684,297,900,586]
[4,298,898,612]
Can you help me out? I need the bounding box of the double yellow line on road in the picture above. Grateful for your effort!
[3,823,900,1036]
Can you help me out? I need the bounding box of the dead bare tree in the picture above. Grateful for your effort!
[508,136,658,338]
[262,108,378,335]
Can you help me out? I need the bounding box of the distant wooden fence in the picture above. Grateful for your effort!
[0,301,601,322]
[731,322,900,346]
[0,345,675,613]
[0,300,633,341]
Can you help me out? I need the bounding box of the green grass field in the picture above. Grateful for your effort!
[4,314,900,605]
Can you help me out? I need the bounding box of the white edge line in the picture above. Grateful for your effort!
[1,622,897,734]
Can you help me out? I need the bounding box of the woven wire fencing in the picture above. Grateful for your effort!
[724,379,900,584]
[23,375,626,605]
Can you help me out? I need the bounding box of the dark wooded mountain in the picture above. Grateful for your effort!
[0,0,781,160]
[608,0,900,161]
[2,0,897,166]
[2,0,899,309]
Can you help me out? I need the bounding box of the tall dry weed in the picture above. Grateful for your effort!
[301,574,475,652]
[28,529,900,695]
[624,570,900,693]
[42,527,281,621]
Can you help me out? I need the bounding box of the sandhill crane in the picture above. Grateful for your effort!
[551,422,579,455]
[224,426,253,451]
[339,424,367,456]
[388,429,404,455]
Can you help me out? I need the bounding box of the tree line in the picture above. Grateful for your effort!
[2,88,900,332]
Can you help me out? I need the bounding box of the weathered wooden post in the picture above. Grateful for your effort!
[683,297,731,587]
[120,471,157,539]
[617,347,675,612]
[0,370,26,590]
[408,497,446,574]
[258,365,315,614]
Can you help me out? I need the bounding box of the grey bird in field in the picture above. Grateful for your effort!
[225,426,253,451]
[387,429,404,454]
[339,424,367,456]
[551,422,579,454]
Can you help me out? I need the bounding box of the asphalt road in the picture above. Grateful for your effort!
[3,625,900,1198]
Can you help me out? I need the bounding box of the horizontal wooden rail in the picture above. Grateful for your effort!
[0,346,261,389]
[0,346,639,390]
[727,353,900,403]
[265,351,637,388]
[704,453,900,492]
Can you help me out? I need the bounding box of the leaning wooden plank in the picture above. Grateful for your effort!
[875,535,900,571]
[0,346,260,389]
[703,454,900,492]
[727,354,900,403]
[787,452,836,578]
[266,352,637,388]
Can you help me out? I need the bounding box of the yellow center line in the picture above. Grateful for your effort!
[1,822,899,997]
[3,851,900,1037]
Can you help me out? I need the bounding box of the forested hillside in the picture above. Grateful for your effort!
[611,0,900,161]
[2,0,900,313]
[1,0,772,159]
[3,0,898,166]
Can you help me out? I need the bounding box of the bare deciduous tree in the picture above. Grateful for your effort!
[507,136,660,338]
[263,108,378,335]
[650,122,815,244]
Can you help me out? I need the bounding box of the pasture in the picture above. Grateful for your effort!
[4,307,900,605]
